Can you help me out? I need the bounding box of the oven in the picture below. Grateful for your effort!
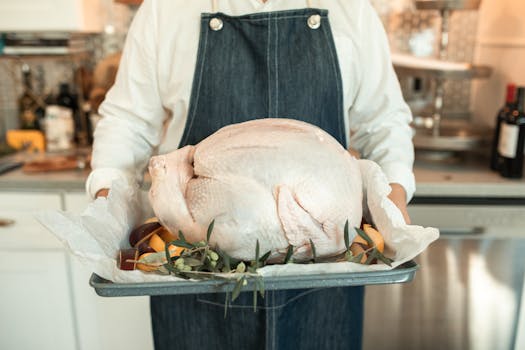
[362,196,525,350]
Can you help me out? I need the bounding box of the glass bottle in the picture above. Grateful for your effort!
[18,64,44,130]
[498,87,525,178]
[56,83,79,143]
[490,83,516,171]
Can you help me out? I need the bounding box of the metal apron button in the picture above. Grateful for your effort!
[209,17,223,31]
[307,14,321,29]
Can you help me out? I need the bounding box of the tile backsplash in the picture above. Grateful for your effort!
[0,0,480,141]
[372,0,480,119]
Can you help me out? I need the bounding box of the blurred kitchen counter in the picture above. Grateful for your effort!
[413,157,525,199]
[0,166,90,192]
[0,154,524,198]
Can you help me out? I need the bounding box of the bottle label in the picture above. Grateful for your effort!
[498,123,519,158]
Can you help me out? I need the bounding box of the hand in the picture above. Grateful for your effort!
[388,183,411,224]
[95,188,110,198]
[348,147,360,159]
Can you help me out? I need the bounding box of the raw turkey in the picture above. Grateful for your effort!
[148,118,363,262]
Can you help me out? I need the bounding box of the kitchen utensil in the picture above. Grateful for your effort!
[0,160,23,175]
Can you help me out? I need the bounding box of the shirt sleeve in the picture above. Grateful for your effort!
[347,0,416,201]
[86,0,165,199]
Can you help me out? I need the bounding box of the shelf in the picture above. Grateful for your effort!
[394,64,491,79]
[0,52,92,62]
[114,0,142,5]
[392,54,492,79]
[414,0,481,11]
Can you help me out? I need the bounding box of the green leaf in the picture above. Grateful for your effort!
[309,239,317,263]
[253,288,257,312]
[356,227,373,246]
[284,245,294,264]
[374,249,393,267]
[351,252,364,264]
[232,277,244,302]
[178,230,187,242]
[174,271,191,280]
[255,240,260,268]
[224,292,229,319]
[206,220,215,243]
[179,271,206,280]
[344,220,350,250]
[164,242,172,272]
[199,248,207,264]
[259,251,272,266]
[345,250,353,261]
[223,254,231,272]
[163,262,177,274]
[256,277,265,298]
[170,239,194,249]
[364,249,377,265]
[183,257,203,267]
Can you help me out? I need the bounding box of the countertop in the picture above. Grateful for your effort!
[1,154,525,199]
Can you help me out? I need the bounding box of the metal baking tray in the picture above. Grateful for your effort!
[89,260,419,297]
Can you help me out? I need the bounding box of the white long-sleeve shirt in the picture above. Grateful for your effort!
[87,0,416,200]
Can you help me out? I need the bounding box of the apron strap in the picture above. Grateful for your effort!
[211,0,313,13]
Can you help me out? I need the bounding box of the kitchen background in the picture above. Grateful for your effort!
[0,0,511,139]
[0,0,135,138]
[1,1,525,350]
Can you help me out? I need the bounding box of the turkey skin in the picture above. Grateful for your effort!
[148,119,362,262]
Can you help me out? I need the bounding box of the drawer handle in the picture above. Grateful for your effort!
[0,218,15,227]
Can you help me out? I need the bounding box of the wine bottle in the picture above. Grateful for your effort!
[490,83,516,171]
[498,86,525,178]
[18,64,44,130]
[56,83,80,144]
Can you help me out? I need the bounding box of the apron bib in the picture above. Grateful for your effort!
[152,4,363,350]
[179,7,346,147]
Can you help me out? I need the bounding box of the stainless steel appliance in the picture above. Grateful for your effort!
[363,196,525,350]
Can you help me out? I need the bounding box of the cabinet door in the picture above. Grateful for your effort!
[0,250,77,350]
[0,192,63,250]
[70,259,154,350]
[65,192,154,350]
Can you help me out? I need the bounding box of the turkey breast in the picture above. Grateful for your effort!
[148,118,362,262]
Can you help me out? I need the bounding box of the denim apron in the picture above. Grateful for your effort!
[151,4,364,350]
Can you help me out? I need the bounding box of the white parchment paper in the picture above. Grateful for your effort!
[37,159,439,283]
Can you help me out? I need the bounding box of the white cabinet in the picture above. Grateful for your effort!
[0,192,77,350]
[0,192,63,249]
[0,251,77,350]
[65,192,154,350]
[0,0,104,32]
[0,190,153,350]
[70,259,154,350]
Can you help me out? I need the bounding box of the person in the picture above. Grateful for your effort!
[87,0,415,349]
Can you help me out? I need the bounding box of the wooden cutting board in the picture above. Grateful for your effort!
[22,155,89,173]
